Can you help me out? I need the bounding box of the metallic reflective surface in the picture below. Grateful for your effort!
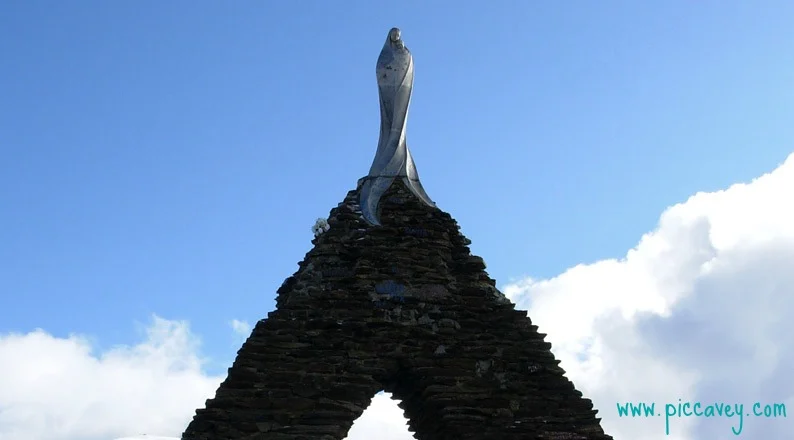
[359,27,435,226]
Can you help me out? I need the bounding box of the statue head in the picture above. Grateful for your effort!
[386,27,406,50]
[388,27,401,42]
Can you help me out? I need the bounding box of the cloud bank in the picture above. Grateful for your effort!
[504,153,794,439]
[1,154,792,440]
[0,317,223,440]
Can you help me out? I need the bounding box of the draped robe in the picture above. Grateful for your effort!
[359,28,435,226]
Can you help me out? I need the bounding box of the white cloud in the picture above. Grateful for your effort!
[229,319,251,341]
[0,316,223,440]
[504,153,794,439]
[2,154,792,440]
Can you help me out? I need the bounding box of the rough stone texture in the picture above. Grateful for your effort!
[182,179,613,440]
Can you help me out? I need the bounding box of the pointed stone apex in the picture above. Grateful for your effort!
[182,180,613,440]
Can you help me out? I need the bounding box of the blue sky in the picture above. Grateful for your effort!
[2,0,793,379]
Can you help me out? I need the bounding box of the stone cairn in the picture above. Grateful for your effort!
[181,180,613,440]
[183,26,612,440]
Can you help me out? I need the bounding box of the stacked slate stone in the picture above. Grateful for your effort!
[182,179,613,440]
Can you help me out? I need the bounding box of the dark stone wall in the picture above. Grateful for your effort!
[182,179,612,440]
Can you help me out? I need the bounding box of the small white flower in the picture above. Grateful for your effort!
[312,218,330,237]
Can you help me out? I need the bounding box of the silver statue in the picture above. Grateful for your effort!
[359,27,435,226]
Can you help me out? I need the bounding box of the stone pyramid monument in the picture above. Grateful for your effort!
[182,28,612,440]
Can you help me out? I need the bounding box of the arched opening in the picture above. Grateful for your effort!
[345,391,416,440]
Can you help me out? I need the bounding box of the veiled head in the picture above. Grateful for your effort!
[386,27,405,50]
[388,27,401,42]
